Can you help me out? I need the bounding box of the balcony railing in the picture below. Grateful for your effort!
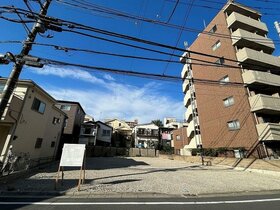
[231,29,274,54]
[256,123,280,141]
[182,79,190,93]
[249,94,280,114]
[187,118,199,138]
[236,47,280,69]
[136,133,159,137]
[226,12,268,34]
[184,89,191,108]
[242,70,280,87]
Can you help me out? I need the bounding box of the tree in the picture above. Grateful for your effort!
[151,119,163,127]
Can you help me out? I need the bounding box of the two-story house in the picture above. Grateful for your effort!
[105,119,132,147]
[55,100,85,158]
[0,79,67,165]
[132,123,159,148]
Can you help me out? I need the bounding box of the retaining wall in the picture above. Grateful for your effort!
[159,154,280,173]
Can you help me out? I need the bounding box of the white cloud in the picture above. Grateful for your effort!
[30,65,185,123]
[46,84,184,123]
[29,65,107,86]
[103,74,115,81]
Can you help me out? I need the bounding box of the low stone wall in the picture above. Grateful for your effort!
[159,154,280,173]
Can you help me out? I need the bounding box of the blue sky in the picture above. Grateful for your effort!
[1,0,280,123]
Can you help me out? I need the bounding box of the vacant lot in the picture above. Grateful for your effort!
[1,157,280,196]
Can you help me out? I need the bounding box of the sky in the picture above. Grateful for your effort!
[0,0,280,123]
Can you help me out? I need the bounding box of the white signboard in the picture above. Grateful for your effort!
[59,144,85,167]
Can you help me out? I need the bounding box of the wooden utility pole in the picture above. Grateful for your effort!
[0,0,52,119]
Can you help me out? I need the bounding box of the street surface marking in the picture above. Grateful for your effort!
[1,198,280,205]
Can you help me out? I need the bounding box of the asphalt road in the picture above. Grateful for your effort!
[1,193,280,210]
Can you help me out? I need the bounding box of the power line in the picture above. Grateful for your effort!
[166,0,179,23]
[2,5,280,46]
[162,0,196,75]
[2,6,280,72]
[51,1,280,44]
[38,57,245,86]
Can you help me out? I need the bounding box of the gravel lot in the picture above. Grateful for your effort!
[1,157,280,196]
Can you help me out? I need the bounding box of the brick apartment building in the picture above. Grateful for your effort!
[172,127,190,155]
[181,1,280,158]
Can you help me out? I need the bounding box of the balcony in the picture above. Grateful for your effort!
[231,29,275,54]
[187,118,199,138]
[182,79,190,93]
[224,3,261,21]
[236,47,280,69]
[184,89,191,107]
[256,123,280,141]
[227,12,268,35]
[242,70,280,87]
[185,102,197,123]
[137,132,159,138]
[249,94,280,114]
[181,64,190,79]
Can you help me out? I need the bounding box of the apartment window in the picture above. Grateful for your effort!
[227,120,240,130]
[209,25,217,33]
[212,40,221,51]
[176,135,181,141]
[60,105,71,111]
[64,119,68,128]
[219,75,230,84]
[35,138,43,149]
[215,57,225,65]
[51,141,55,148]
[223,96,234,107]
[31,98,46,114]
[102,129,111,136]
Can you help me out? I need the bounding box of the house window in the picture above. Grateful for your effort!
[209,25,217,33]
[215,57,225,65]
[51,141,55,148]
[35,138,43,148]
[31,98,46,114]
[102,129,111,136]
[60,105,71,111]
[119,123,121,126]
[227,120,240,130]
[85,127,91,134]
[52,117,60,124]
[212,40,221,51]
[176,135,181,141]
[223,96,234,107]
[219,75,229,84]
[0,83,5,93]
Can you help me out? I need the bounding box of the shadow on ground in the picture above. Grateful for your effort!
[85,157,149,170]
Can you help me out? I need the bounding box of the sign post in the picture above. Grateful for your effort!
[55,144,86,191]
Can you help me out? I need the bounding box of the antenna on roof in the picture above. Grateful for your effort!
[274,21,280,38]
[183,41,188,50]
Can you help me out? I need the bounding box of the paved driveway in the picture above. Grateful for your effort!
[1,157,280,196]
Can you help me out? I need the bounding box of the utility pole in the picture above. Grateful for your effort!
[0,0,52,119]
